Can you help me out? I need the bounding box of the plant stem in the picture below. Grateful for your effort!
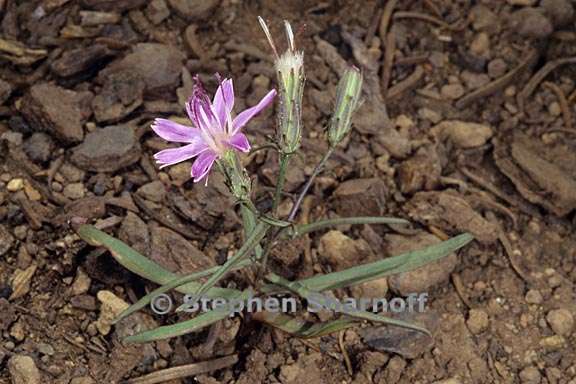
[290,216,409,237]
[272,153,290,215]
[240,203,262,259]
[288,147,335,222]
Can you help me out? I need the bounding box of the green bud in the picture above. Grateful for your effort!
[328,66,363,147]
[276,49,305,154]
[219,150,251,202]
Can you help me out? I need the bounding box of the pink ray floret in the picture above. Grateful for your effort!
[152,76,276,182]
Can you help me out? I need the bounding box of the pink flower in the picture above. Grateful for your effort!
[152,76,276,182]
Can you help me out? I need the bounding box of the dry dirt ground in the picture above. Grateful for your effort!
[1,0,576,383]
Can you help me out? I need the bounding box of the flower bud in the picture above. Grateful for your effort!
[219,150,251,202]
[328,66,363,147]
[258,17,305,154]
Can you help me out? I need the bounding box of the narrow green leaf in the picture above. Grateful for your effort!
[263,232,474,293]
[75,225,238,299]
[265,273,430,335]
[114,259,253,324]
[125,290,252,343]
[290,216,410,238]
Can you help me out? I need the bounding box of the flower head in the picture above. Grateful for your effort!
[152,76,276,182]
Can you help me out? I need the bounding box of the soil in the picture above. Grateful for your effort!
[1,0,576,383]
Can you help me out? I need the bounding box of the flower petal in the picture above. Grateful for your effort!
[154,141,208,168]
[232,89,276,134]
[212,78,234,129]
[227,132,250,153]
[187,77,222,135]
[191,150,218,182]
[151,118,199,143]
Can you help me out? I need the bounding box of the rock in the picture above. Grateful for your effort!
[137,181,166,202]
[546,309,574,336]
[541,0,574,27]
[0,225,15,256]
[318,230,373,270]
[81,0,147,11]
[405,190,499,243]
[487,59,508,78]
[387,232,458,295]
[96,290,129,335]
[79,10,121,25]
[8,355,41,384]
[397,146,441,194]
[119,212,150,256]
[507,0,537,5]
[10,321,26,341]
[0,298,17,331]
[431,120,493,149]
[21,83,87,144]
[494,133,576,217]
[441,83,465,100]
[98,43,184,96]
[519,366,541,384]
[92,70,145,123]
[0,78,13,105]
[332,178,387,217]
[7,178,24,192]
[461,70,491,90]
[23,133,54,163]
[70,295,97,311]
[51,44,113,77]
[470,5,499,34]
[525,289,543,304]
[362,312,438,359]
[539,335,565,351]
[167,0,219,20]
[509,8,553,39]
[63,183,86,200]
[71,125,141,172]
[469,32,490,58]
[37,343,54,356]
[467,309,489,334]
[146,0,170,24]
[10,264,37,300]
[71,268,91,296]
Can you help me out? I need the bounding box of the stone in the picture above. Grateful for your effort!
[21,83,87,143]
[546,309,574,336]
[96,290,129,335]
[80,0,147,11]
[387,232,458,295]
[167,0,220,20]
[63,183,86,200]
[431,120,493,149]
[467,309,489,334]
[8,355,41,384]
[441,83,465,100]
[137,181,166,203]
[397,146,441,194]
[507,0,537,5]
[51,44,113,77]
[71,125,141,172]
[0,225,15,256]
[541,0,574,27]
[23,133,54,163]
[318,230,373,270]
[539,335,565,351]
[92,70,145,123]
[98,43,184,96]
[461,70,490,90]
[469,32,490,58]
[525,289,543,304]
[519,366,541,384]
[470,5,499,34]
[71,268,91,296]
[509,8,553,39]
[333,178,387,217]
[7,178,24,192]
[70,377,96,384]
[487,59,507,78]
[0,78,13,105]
[146,0,170,24]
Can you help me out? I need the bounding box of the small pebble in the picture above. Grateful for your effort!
[467,309,489,334]
[8,355,41,384]
[519,366,541,384]
[525,290,543,304]
[539,335,565,351]
[63,183,85,200]
[546,309,574,336]
[7,179,24,192]
[487,58,507,78]
[548,101,561,117]
[441,83,465,100]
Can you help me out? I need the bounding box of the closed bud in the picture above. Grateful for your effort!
[328,66,363,147]
[259,17,305,154]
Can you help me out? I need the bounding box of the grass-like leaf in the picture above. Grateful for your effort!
[266,273,430,335]
[125,290,252,343]
[289,216,410,238]
[253,311,358,338]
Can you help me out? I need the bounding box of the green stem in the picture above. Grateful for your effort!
[288,147,335,222]
[272,153,290,215]
[290,216,409,238]
[240,203,263,260]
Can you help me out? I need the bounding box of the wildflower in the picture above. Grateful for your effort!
[152,76,276,182]
[258,17,305,154]
[328,66,363,147]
